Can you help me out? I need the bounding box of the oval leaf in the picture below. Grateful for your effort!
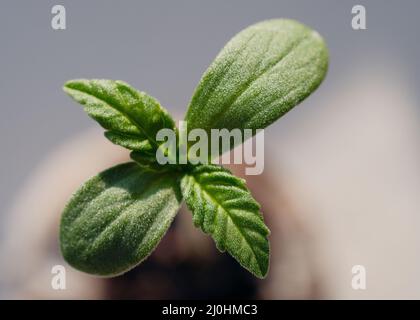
[186,19,328,138]
[64,79,175,152]
[60,162,182,276]
[181,165,270,278]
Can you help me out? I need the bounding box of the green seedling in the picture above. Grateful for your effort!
[60,19,328,278]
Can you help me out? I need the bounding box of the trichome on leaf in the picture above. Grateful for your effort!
[60,19,328,279]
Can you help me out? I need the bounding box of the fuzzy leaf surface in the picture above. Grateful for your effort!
[181,165,270,278]
[60,162,182,276]
[186,19,328,148]
[64,79,175,152]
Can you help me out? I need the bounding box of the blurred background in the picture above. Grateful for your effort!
[0,0,419,299]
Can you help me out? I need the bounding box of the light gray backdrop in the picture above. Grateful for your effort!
[1,1,420,280]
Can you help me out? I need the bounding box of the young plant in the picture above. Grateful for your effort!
[60,19,328,279]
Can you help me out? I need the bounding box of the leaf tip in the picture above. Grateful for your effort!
[63,79,78,88]
[62,79,84,96]
[254,252,270,279]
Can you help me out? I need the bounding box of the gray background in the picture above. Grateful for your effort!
[1,0,419,219]
[1,0,420,299]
